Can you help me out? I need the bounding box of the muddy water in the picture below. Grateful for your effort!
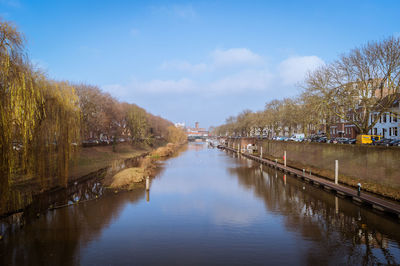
[1,142,400,265]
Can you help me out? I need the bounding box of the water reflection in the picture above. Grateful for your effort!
[230,155,400,265]
[0,143,399,265]
[0,188,146,266]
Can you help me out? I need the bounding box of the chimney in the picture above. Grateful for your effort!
[195,122,199,129]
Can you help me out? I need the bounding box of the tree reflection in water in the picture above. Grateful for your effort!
[229,155,400,265]
[1,145,399,265]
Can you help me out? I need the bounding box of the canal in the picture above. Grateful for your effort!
[1,142,400,265]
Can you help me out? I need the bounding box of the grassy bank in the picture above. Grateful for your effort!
[104,142,185,190]
[68,142,153,180]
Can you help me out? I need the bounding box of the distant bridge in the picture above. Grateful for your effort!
[187,135,207,141]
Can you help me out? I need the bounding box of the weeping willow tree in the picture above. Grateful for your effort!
[0,19,42,213]
[0,20,81,214]
[30,79,81,188]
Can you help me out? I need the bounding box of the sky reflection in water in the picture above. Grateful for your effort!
[1,142,400,266]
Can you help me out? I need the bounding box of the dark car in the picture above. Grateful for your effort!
[388,139,400,146]
[316,137,328,143]
[335,137,349,144]
[343,138,356,144]
[374,138,392,146]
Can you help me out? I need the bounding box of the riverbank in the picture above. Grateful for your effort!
[0,140,186,239]
[1,140,171,218]
[227,138,400,201]
[104,142,186,190]
[219,144,400,219]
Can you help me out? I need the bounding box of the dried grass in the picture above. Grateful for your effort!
[109,168,145,189]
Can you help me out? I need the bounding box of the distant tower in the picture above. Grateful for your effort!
[195,122,199,129]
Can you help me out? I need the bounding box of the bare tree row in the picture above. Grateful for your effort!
[214,36,400,138]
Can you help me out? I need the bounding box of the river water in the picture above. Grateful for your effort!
[1,142,400,265]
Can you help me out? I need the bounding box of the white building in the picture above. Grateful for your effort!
[369,97,400,140]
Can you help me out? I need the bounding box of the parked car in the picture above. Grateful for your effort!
[343,138,356,144]
[315,137,328,143]
[388,139,400,146]
[373,138,392,146]
[335,137,349,144]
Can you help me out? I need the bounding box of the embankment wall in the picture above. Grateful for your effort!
[227,138,400,199]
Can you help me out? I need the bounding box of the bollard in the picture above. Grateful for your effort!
[237,143,240,154]
[284,151,287,168]
[309,170,311,176]
[303,169,305,176]
[357,183,361,196]
[146,176,150,191]
[283,174,286,185]
[275,159,278,167]
[260,146,263,159]
[335,160,339,185]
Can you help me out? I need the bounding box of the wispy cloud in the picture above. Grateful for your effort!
[278,55,324,86]
[160,48,265,73]
[103,48,324,98]
[211,48,264,68]
[104,78,196,96]
[160,60,207,73]
[209,69,273,94]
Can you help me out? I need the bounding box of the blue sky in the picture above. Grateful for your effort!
[1,0,399,128]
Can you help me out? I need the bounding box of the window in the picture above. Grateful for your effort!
[394,127,398,137]
[390,113,392,123]
[380,115,382,123]
[394,114,398,123]
[383,113,387,123]
[389,127,392,136]
[373,128,377,135]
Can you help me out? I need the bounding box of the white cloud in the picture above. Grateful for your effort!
[212,48,264,68]
[140,78,195,93]
[118,78,196,94]
[210,69,273,93]
[160,60,207,73]
[103,49,324,98]
[278,55,324,86]
[160,48,264,73]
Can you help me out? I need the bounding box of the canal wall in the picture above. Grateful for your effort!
[226,138,400,200]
